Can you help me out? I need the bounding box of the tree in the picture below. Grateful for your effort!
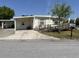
[76,18,79,26]
[51,3,72,18]
[51,3,72,23]
[51,3,72,32]
[70,19,74,23]
[0,6,15,19]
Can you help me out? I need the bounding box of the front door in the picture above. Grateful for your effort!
[39,19,45,29]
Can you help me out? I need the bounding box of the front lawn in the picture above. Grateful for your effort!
[41,30,79,39]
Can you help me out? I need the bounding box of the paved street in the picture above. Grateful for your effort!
[0,40,79,58]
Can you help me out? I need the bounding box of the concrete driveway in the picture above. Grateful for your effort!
[0,30,59,40]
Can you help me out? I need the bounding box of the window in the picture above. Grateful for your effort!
[40,19,45,25]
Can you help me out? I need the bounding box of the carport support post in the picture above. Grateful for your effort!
[2,22,4,29]
[14,20,16,31]
[33,16,36,30]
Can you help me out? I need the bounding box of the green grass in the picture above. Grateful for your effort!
[41,30,79,39]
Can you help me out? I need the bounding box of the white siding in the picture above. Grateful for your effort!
[45,19,54,25]
[33,18,40,29]
[33,18,55,29]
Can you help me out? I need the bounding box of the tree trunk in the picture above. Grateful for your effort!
[58,16,61,33]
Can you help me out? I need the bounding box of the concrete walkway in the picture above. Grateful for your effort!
[0,30,59,40]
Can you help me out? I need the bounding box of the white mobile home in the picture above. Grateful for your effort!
[13,15,59,30]
[0,15,66,30]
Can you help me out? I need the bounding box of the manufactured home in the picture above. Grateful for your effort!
[13,15,60,30]
[0,15,70,30]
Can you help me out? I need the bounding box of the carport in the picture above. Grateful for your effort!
[14,16,33,30]
[0,20,15,29]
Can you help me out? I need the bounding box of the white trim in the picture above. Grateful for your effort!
[13,16,34,19]
[34,15,51,17]
[13,15,59,20]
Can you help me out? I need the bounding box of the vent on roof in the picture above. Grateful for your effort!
[21,15,26,16]
[30,14,33,16]
[21,14,33,16]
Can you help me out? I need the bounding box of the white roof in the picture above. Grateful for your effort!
[34,15,51,17]
[13,16,34,19]
[13,15,58,19]
[34,15,58,18]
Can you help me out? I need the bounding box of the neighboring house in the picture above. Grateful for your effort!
[0,20,15,29]
[0,15,70,30]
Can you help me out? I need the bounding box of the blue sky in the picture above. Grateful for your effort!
[0,0,79,19]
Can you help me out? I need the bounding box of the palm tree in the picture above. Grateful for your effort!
[51,3,72,32]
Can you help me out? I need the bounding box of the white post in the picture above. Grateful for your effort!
[68,18,70,23]
[2,22,4,29]
[74,18,76,24]
[33,16,35,29]
[49,16,51,26]
[14,20,16,31]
